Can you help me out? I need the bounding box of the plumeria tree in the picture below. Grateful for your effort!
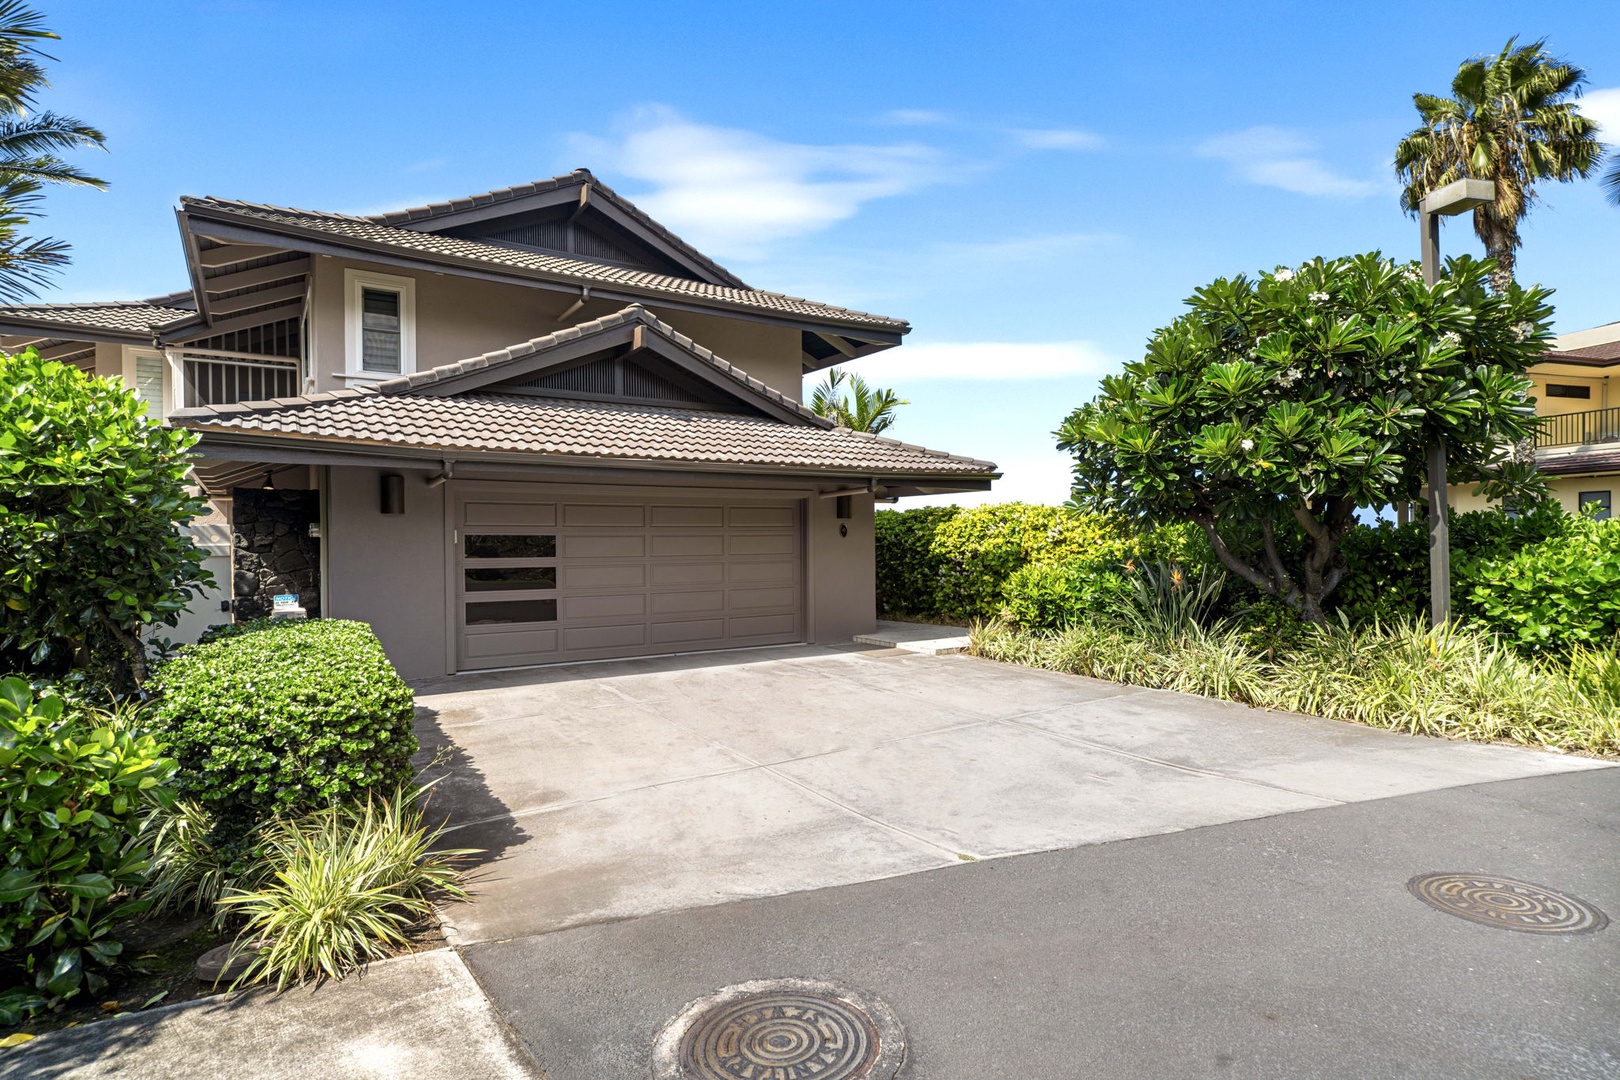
[1056,253,1552,622]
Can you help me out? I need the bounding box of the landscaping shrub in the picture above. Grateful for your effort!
[148,620,417,842]
[0,350,212,689]
[874,505,960,618]
[875,502,1205,624]
[217,787,472,990]
[1334,502,1572,626]
[1459,514,1620,653]
[971,619,1620,756]
[0,678,176,1023]
[140,797,243,916]
[998,561,1132,631]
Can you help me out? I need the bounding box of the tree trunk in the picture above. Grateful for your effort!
[1474,206,1518,294]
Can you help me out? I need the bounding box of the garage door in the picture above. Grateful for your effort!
[453,485,803,669]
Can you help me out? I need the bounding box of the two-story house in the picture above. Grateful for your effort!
[0,170,997,678]
[1523,320,1620,519]
[1441,319,1620,518]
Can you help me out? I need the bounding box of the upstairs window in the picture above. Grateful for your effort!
[361,288,401,372]
[132,352,165,416]
[344,269,415,379]
[1545,383,1592,399]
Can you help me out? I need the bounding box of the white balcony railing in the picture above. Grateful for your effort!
[177,350,301,409]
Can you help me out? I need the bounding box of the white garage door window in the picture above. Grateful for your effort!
[453,485,802,669]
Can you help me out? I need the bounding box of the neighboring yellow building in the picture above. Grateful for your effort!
[1448,320,1620,517]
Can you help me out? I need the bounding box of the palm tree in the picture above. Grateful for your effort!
[809,368,908,435]
[0,2,105,300]
[1394,38,1601,293]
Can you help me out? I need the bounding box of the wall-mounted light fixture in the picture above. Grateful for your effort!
[380,473,405,515]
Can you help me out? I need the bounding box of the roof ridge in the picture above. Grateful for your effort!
[373,304,832,428]
[358,168,748,289]
[181,198,907,331]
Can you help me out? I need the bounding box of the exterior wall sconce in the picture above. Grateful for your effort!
[380,473,405,515]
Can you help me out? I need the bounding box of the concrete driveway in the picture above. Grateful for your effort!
[411,643,1605,946]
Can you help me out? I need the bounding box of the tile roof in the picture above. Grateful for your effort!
[182,195,907,333]
[0,297,194,337]
[1544,341,1620,366]
[365,168,751,290]
[373,303,830,426]
[173,391,994,476]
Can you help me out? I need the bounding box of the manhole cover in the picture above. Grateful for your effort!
[1407,873,1608,934]
[652,978,904,1080]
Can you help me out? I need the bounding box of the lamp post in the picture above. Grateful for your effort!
[1418,177,1496,626]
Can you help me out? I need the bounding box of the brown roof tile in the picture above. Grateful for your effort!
[365,168,752,290]
[1545,341,1620,366]
[181,195,907,333]
[0,297,194,337]
[174,391,994,476]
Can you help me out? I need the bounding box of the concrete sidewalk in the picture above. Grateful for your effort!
[5,948,540,1080]
[412,645,1608,946]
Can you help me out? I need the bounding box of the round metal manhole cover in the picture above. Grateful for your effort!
[1407,873,1608,934]
[652,979,904,1080]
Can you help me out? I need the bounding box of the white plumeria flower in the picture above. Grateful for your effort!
[1273,267,1295,282]
[1309,290,1329,302]
[1512,322,1535,341]
[1277,367,1302,387]
[1240,438,1255,451]
[1402,266,1423,282]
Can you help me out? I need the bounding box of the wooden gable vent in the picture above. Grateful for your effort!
[507,356,732,408]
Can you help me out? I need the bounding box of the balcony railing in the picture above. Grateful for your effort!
[1534,406,1620,450]
[180,351,301,409]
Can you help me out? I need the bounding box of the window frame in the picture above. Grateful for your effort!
[1545,383,1593,399]
[122,347,168,418]
[1578,490,1611,520]
[343,269,416,380]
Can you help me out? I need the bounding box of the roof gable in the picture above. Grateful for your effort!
[364,169,751,289]
[374,305,828,428]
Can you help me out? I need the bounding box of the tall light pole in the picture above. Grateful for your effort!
[1419,177,1496,626]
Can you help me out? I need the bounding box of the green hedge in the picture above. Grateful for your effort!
[877,500,1620,653]
[149,620,417,839]
[875,503,1205,624]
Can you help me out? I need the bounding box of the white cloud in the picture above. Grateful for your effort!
[1013,128,1105,151]
[570,106,943,256]
[836,340,1118,382]
[1198,125,1381,198]
[1582,87,1620,140]
[882,109,950,126]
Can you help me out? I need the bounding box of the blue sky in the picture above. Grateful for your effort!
[35,0,1620,505]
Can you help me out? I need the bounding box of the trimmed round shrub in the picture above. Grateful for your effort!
[999,561,1132,631]
[148,620,417,838]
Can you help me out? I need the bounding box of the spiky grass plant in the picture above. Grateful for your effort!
[971,618,1620,756]
[140,797,248,916]
[217,787,474,990]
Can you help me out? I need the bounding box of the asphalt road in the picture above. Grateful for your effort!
[463,769,1620,1079]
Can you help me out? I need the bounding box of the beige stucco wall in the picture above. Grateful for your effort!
[1446,472,1620,517]
[322,468,878,680]
[325,465,450,680]
[806,491,876,643]
[644,306,804,401]
[304,257,807,401]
